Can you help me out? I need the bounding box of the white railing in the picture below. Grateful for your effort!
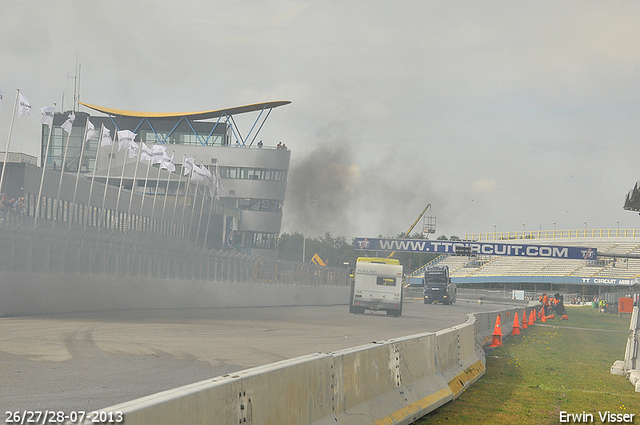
[465,229,640,241]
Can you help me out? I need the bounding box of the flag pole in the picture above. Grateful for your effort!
[99,128,116,230]
[202,163,217,249]
[160,150,175,233]
[113,132,129,232]
[84,124,105,230]
[187,174,199,245]
[0,89,20,195]
[202,189,213,250]
[34,102,56,227]
[180,166,193,239]
[195,162,207,247]
[55,115,74,225]
[149,147,165,234]
[138,145,153,233]
[70,116,90,228]
[125,142,143,234]
[171,153,186,237]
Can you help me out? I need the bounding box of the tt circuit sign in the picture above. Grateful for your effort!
[355,238,597,260]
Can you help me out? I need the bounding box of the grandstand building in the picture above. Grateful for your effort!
[30,101,291,256]
[407,231,640,298]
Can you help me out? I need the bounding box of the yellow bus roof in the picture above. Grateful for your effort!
[356,257,400,265]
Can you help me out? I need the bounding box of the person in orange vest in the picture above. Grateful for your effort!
[543,293,550,316]
[538,294,544,315]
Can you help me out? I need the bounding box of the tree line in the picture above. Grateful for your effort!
[277,232,460,275]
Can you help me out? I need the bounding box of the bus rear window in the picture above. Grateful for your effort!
[376,277,396,286]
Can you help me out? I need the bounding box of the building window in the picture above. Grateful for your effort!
[245,232,278,249]
[221,198,282,212]
[220,166,287,181]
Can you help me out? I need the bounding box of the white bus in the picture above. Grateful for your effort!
[349,257,404,317]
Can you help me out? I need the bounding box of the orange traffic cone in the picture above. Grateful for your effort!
[521,310,528,329]
[541,313,546,322]
[561,315,568,320]
[528,310,535,325]
[489,315,503,347]
[547,314,554,320]
[512,312,521,335]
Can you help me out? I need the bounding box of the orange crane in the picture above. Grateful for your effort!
[387,204,434,259]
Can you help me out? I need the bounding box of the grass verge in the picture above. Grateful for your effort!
[415,306,636,425]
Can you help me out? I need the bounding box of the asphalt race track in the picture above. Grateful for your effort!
[0,299,516,418]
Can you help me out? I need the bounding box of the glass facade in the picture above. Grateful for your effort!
[41,112,230,171]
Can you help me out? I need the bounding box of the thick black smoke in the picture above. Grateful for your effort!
[285,142,360,237]
[283,139,445,239]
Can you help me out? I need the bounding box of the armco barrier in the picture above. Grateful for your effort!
[74,306,530,425]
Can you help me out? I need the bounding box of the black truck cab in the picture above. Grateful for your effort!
[423,265,456,305]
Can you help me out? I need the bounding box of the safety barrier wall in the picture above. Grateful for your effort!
[0,226,350,316]
[76,306,530,425]
[0,228,348,288]
[0,272,350,316]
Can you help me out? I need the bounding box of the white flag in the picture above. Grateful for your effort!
[202,165,214,186]
[101,126,113,147]
[202,165,215,197]
[85,119,99,141]
[18,94,32,117]
[61,112,75,134]
[39,106,55,128]
[183,157,196,176]
[191,164,215,196]
[190,164,208,184]
[214,162,224,200]
[152,144,166,154]
[140,143,153,162]
[151,144,166,164]
[128,145,139,158]
[160,152,175,172]
[117,130,137,151]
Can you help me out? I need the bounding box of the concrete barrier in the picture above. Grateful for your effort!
[74,306,526,425]
[89,353,336,425]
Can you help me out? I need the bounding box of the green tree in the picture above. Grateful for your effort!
[277,232,358,267]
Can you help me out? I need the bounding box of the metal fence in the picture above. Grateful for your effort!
[0,227,349,287]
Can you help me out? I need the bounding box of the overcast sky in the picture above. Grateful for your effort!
[2,1,640,240]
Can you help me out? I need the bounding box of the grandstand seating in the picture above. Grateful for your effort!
[411,235,640,281]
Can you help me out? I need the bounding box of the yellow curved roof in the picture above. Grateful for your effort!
[79,100,291,120]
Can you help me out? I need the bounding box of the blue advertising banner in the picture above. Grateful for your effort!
[354,238,597,260]
[453,275,638,286]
